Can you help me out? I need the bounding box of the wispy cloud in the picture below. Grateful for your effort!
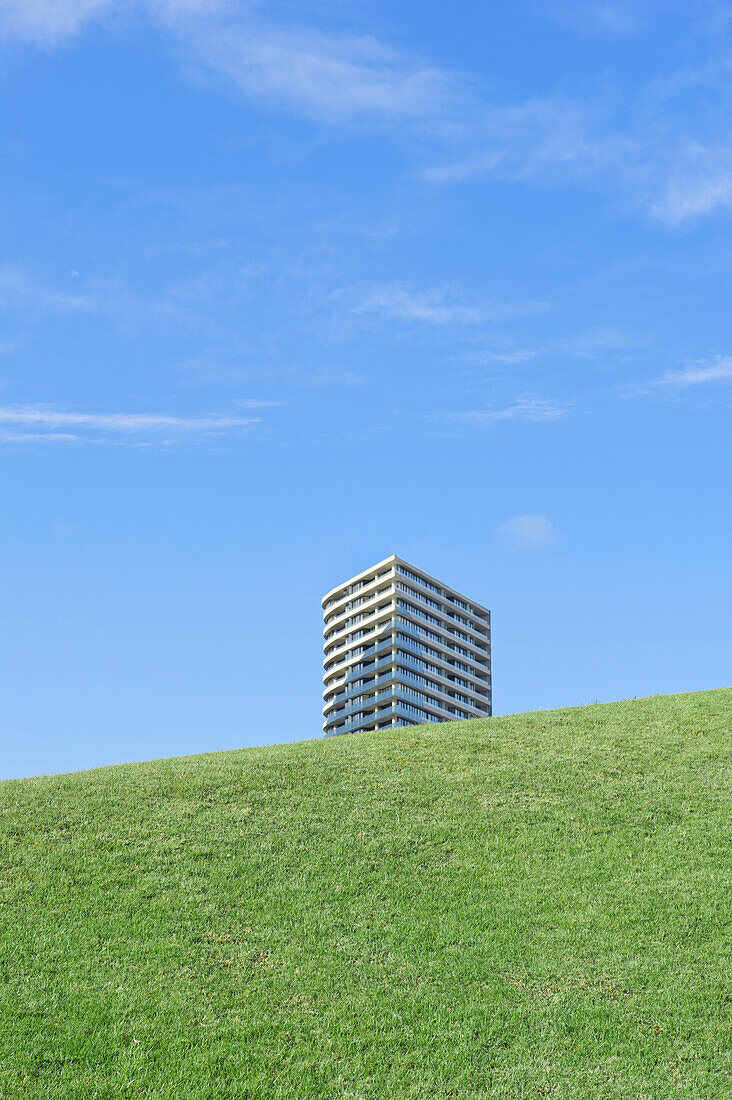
[0,0,113,45]
[189,23,465,127]
[0,263,98,315]
[0,262,243,335]
[4,1,732,228]
[650,153,732,226]
[0,0,223,46]
[177,347,363,388]
[0,403,267,445]
[185,17,732,225]
[447,392,569,424]
[343,283,547,327]
[421,66,732,227]
[420,95,621,184]
[498,513,557,548]
[0,1,466,127]
[545,1,645,37]
[654,356,732,387]
[473,327,647,366]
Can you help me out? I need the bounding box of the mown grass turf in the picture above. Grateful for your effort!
[1,689,730,1099]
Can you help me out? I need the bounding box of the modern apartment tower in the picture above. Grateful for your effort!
[322,555,491,736]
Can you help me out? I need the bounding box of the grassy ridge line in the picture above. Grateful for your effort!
[1,688,730,1099]
[2,686,721,782]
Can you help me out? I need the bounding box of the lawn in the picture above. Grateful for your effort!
[1,688,730,1098]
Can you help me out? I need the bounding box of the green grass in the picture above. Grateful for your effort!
[1,689,730,1099]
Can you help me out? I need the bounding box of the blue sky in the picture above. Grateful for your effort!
[1,0,730,780]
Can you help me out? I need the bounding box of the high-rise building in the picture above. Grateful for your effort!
[322,555,491,735]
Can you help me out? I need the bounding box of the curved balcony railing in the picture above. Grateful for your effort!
[324,669,398,712]
[324,682,470,730]
[325,697,447,735]
[394,615,489,672]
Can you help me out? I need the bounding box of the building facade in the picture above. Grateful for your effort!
[322,555,491,736]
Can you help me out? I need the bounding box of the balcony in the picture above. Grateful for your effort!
[324,598,396,651]
[395,598,488,655]
[323,668,399,712]
[396,568,488,624]
[394,615,489,672]
[327,697,446,734]
[322,569,396,616]
[324,681,467,730]
[325,648,489,714]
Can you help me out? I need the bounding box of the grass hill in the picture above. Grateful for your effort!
[1,689,730,1099]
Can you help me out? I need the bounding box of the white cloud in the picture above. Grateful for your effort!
[4,0,732,229]
[650,157,732,226]
[420,96,621,184]
[0,429,85,444]
[0,403,265,445]
[0,0,113,45]
[345,283,547,326]
[655,356,732,387]
[191,24,464,126]
[421,68,732,228]
[582,3,641,35]
[545,1,644,37]
[0,1,464,127]
[448,393,569,424]
[550,328,647,358]
[498,513,557,548]
[176,345,363,388]
[0,262,231,334]
[0,262,98,315]
[472,327,646,366]
[0,0,224,45]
